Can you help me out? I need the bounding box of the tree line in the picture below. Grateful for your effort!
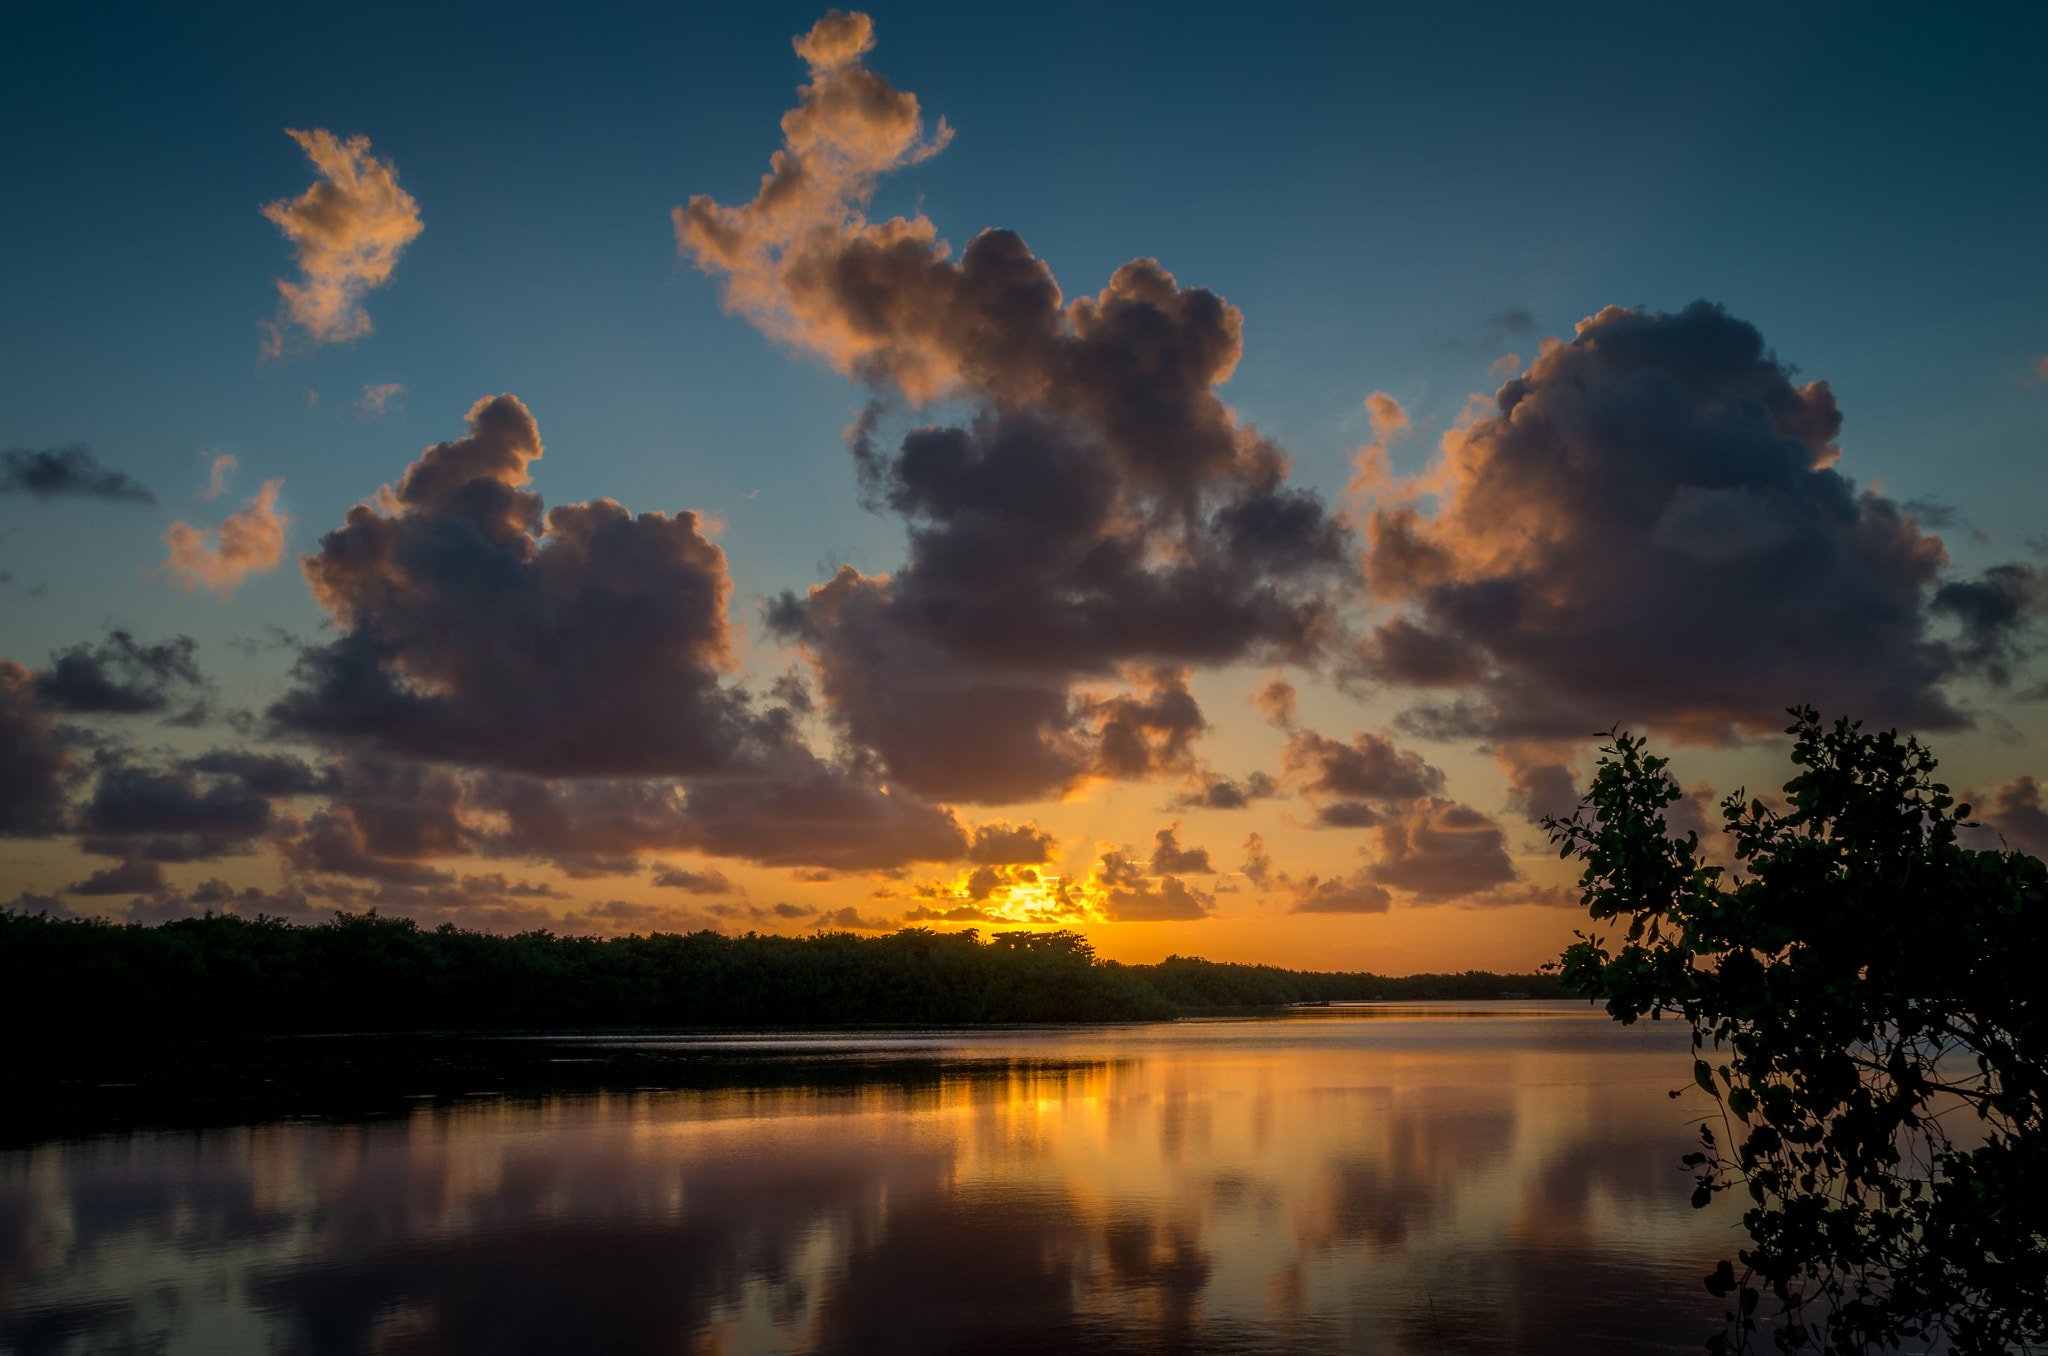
[0,908,1566,1038]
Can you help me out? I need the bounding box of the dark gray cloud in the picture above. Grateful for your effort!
[1358,301,2042,746]
[650,865,742,895]
[1933,563,2045,686]
[274,759,466,883]
[1288,873,1393,915]
[65,858,167,896]
[184,750,340,797]
[1102,875,1211,922]
[1171,771,1277,810]
[966,821,1056,865]
[258,392,969,878]
[1487,305,1538,338]
[35,631,202,715]
[476,758,966,875]
[680,38,1354,804]
[1149,824,1214,874]
[0,662,71,836]
[0,445,155,502]
[1263,726,1518,904]
[1087,846,1212,921]
[3,890,77,918]
[76,754,274,861]
[1283,729,1445,828]
[1360,798,1518,900]
[1975,776,2048,857]
[273,394,793,779]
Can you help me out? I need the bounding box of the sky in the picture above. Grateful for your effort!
[2,1,2045,973]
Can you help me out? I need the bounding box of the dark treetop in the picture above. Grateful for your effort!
[1550,709,2044,1355]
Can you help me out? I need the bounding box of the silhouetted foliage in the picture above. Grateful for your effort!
[1128,955,1568,1007]
[1550,709,2045,1354]
[0,917,1175,1034]
[0,910,1565,1049]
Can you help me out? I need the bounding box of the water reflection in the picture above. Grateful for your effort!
[1,1005,1741,1354]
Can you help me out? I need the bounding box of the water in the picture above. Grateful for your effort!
[1,1003,1744,1354]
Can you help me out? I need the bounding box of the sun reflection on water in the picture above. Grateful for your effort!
[1,1007,1740,1354]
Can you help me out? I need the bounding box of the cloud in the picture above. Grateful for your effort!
[1240,832,1273,887]
[687,15,1353,804]
[1252,672,1298,727]
[1359,797,1517,900]
[0,635,214,840]
[966,821,1055,865]
[1347,393,1413,503]
[1101,874,1211,922]
[65,858,167,896]
[1288,872,1393,915]
[1149,823,1214,874]
[1482,306,1535,339]
[1932,563,2045,686]
[1976,775,2048,857]
[0,663,71,836]
[160,479,289,599]
[260,129,423,355]
[1355,302,2041,748]
[903,903,998,923]
[1283,728,1445,828]
[196,454,237,501]
[4,890,81,919]
[1263,727,1516,902]
[34,630,203,715]
[273,394,791,779]
[355,383,405,420]
[1,445,155,502]
[651,864,743,894]
[815,905,897,931]
[1089,846,1212,921]
[475,759,967,874]
[1171,770,1277,810]
[274,759,466,882]
[76,754,274,862]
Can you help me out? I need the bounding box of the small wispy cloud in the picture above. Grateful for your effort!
[159,479,289,600]
[260,129,423,356]
[194,453,237,501]
[354,383,405,420]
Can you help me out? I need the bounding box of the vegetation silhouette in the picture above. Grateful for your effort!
[1549,708,2044,1354]
[0,910,1564,1043]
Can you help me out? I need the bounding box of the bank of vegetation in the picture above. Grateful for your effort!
[0,909,1567,1037]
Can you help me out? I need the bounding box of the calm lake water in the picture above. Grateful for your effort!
[2,1004,1744,1355]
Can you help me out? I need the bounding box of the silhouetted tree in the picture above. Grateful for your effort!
[1549,709,2044,1354]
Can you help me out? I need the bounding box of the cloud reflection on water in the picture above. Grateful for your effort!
[1,1008,1739,1354]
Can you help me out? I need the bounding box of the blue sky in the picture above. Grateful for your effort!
[2,2,2043,969]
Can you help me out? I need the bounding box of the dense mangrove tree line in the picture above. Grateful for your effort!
[0,909,1567,1036]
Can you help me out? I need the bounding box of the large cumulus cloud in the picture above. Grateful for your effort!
[1356,302,2040,749]
[268,391,965,877]
[273,394,775,778]
[684,13,1353,804]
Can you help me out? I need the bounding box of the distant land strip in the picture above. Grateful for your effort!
[2,910,1573,1035]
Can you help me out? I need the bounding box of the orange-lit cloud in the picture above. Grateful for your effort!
[1354,301,2042,748]
[195,453,236,501]
[1252,670,1298,727]
[675,11,953,394]
[260,129,423,356]
[355,383,405,419]
[1347,390,1411,502]
[694,15,1353,807]
[159,479,288,600]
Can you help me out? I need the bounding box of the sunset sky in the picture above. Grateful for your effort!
[3,2,2044,973]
